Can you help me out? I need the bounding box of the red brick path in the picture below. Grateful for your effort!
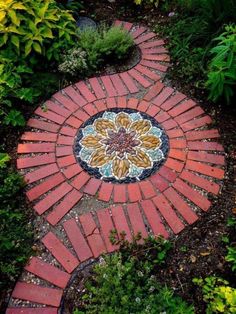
[7,20,225,313]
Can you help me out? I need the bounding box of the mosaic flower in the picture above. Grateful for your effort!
[78,111,166,181]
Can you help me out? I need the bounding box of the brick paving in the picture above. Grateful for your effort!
[7,20,225,313]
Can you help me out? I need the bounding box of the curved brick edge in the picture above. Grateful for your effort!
[8,20,225,313]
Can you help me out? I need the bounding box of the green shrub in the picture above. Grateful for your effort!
[206,24,236,104]
[0,154,33,289]
[193,276,236,313]
[226,246,236,272]
[74,235,194,314]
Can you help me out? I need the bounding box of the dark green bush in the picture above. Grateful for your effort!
[0,154,33,289]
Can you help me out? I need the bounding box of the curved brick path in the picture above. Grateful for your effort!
[7,20,225,313]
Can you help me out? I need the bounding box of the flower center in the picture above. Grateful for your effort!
[101,127,140,159]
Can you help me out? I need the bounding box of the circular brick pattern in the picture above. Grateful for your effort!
[8,20,225,313]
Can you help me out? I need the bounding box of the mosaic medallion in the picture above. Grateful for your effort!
[74,109,169,183]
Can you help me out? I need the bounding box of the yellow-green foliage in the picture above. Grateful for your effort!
[134,0,160,7]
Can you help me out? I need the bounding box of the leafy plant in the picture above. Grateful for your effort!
[133,0,162,7]
[193,276,236,313]
[206,24,236,104]
[58,47,88,76]
[226,246,236,272]
[74,235,194,313]
[3,109,25,126]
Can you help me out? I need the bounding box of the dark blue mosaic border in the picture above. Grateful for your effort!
[73,108,169,184]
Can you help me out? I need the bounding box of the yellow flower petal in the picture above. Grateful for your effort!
[89,148,111,167]
[128,149,152,168]
[94,119,116,136]
[130,120,151,135]
[80,135,102,149]
[139,135,161,150]
[115,112,131,129]
[112,158,130,179]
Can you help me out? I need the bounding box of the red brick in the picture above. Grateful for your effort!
[114,19,122,26]
[187,141,224,151]
[159,165,178,182]
[141,47,168,54]
[24,163,59,184]
[150,173,169,192]
[186,160,224,179]
[128,98,139,109]
[172,178,211,211]
[53,91,79,112]
[83,178,102,195]
[56,146,73,157]
[181,116,212,132]
[135,64,161,81]
[64,86,87,107]
[139,180,156,199]
[111,205,132,242]
[140,60,168,72]
[18,143,55,154]
[65,116,83,128]
[63,218,93,262]
[57,135,74,146]
[106,97,117,108]
[12,282,62,307]
[26,172,65,202]
[45,100,71,118]
[113,184,127,203]
[127,183,142,202]
[143,54,170,62]
[155,111,170,122]
[162,119,178,130]
[42,231,79,273]
[166,128,184,138]
[98,182,113,202]
[71,172,90,190]
[110,74,128,96]
[94,100,107,111]
[135,32,156,45]
[47,189,82,225]
[101,75,117,97]
[168,99,196,117]
[89,77,106,99]
[146,104,161,116]
[131,26,147,39]
[186,129,220,141]
[180,169,220,195]
[75,81,96,102]
[97,208,118,252]
[25,257,70,289]
[161,92,186,111]
[144,81,164,101]
[175,107,204,124]
[17,153,55,169]
[57,155,76,167]
[79,212,107,258]
[27,118,60,133]
[119,72,139,93]
[83,103,98,116]
[140,39,165,49]
[117,96,127,108]
[140,200,169,238]
[152,87,174,106]
[165,158,184,172]
[137,100,149,112]
[153,194,185,234]
[123,21,133,31]
[21,132,57,142]
[188,151,225,165]
[169,148,186,161]
[127,203,148,240]
[164,187,198,224]
[74,109,90,122]
[6,308,58,314]
[169,139,187,149]
[128,68,152,88]
[35,107,65,125]
[34,182,72,215]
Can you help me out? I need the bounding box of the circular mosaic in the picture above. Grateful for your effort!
[74,109,169,183]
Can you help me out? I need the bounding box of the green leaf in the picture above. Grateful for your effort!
[3,110,25,127]
[11,35,20,50]
[0,153,10,168]
[8,9,20,26]
[24,40,32,56]
[32,42,42,54]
